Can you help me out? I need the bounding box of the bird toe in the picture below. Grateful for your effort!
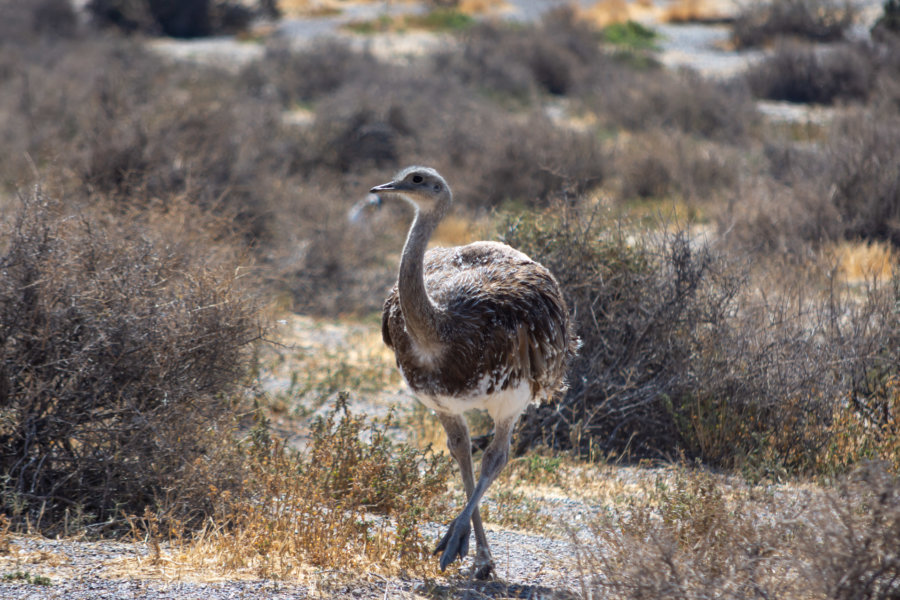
[434,517,471,571]
[473,560,495,581]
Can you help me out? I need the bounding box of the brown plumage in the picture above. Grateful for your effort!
[382,242,575,401]
[368,166,578,579]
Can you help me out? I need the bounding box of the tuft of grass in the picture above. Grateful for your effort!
[409,8,475,31]
[1,571,52,586]
[601,20,658,50]
[480,489,551,532]
[345,8,474,34]
[128,396,452,580]
[344,14,394,34]
[828,240,897,285]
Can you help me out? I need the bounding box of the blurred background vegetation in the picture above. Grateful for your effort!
[0,0,899,591]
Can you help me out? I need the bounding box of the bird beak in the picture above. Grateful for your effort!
[369,181,398,194]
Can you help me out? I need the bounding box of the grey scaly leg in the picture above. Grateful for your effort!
[436,413,517,578]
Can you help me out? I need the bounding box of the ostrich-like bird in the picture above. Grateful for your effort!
[368,166,578,579]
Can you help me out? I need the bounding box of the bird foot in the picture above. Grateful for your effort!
[472,560,495,581]
[434,516,471,571]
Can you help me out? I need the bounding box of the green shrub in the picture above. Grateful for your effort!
[602,20,658,50]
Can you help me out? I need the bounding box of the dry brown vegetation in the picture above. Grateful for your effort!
[731,0,858,49]
[1,0,900,595]
[576,461,900,600]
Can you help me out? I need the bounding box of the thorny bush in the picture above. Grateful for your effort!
[506,200,900,474]
[0,193,261,532]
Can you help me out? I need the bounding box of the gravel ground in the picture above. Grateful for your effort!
[1,519,585,599]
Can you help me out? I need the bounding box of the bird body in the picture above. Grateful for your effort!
[383,241,573,420]
[369,166,577,579]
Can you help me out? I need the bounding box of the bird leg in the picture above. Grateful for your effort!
[436,413,517,579]
[436,413,494,578]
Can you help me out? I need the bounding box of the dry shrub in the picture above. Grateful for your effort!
[503,202,737,459]
[616,130,739,203]
[86,0,262,37]
[184,396,451,578]
[506,197,900,474]
[745,41,875,104]
[0,0,80,43]
[0,192,261,532]
[436,6,606,99]
[726,108,900,253]
[826,110,900,245]
[874,0,900,37]
[587,67,758,142]
[732,0,856,49]
[804,463,900,599]
[303,63,606,211]
[0,33,302,243]
[576,462,900,600]
[822,380,900,474]
[246,39,386,107]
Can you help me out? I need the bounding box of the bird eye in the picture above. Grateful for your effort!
[412,175,423,183]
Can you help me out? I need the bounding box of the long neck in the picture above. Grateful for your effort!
[398,207,442,343]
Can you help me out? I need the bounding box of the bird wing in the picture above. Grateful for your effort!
[429,246,573,397]
[381,242,576,400]
[382,288,398,351]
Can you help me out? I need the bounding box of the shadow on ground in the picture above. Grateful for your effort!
[420,578,577,599]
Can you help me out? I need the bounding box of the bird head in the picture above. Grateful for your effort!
[369,166,452,218]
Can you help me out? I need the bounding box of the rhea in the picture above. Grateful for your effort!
[364,166,577,578]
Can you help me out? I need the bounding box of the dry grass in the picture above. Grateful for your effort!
[581,0,730,27]
[662,0,732,23]
[574,462,900,600]
[277,0,343,18]
[456,0,511,16]
[581,0,633,28]
[828,240,897,284]
[262,315,401,414]
[432,214,491,247]
[111,397,452,582]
